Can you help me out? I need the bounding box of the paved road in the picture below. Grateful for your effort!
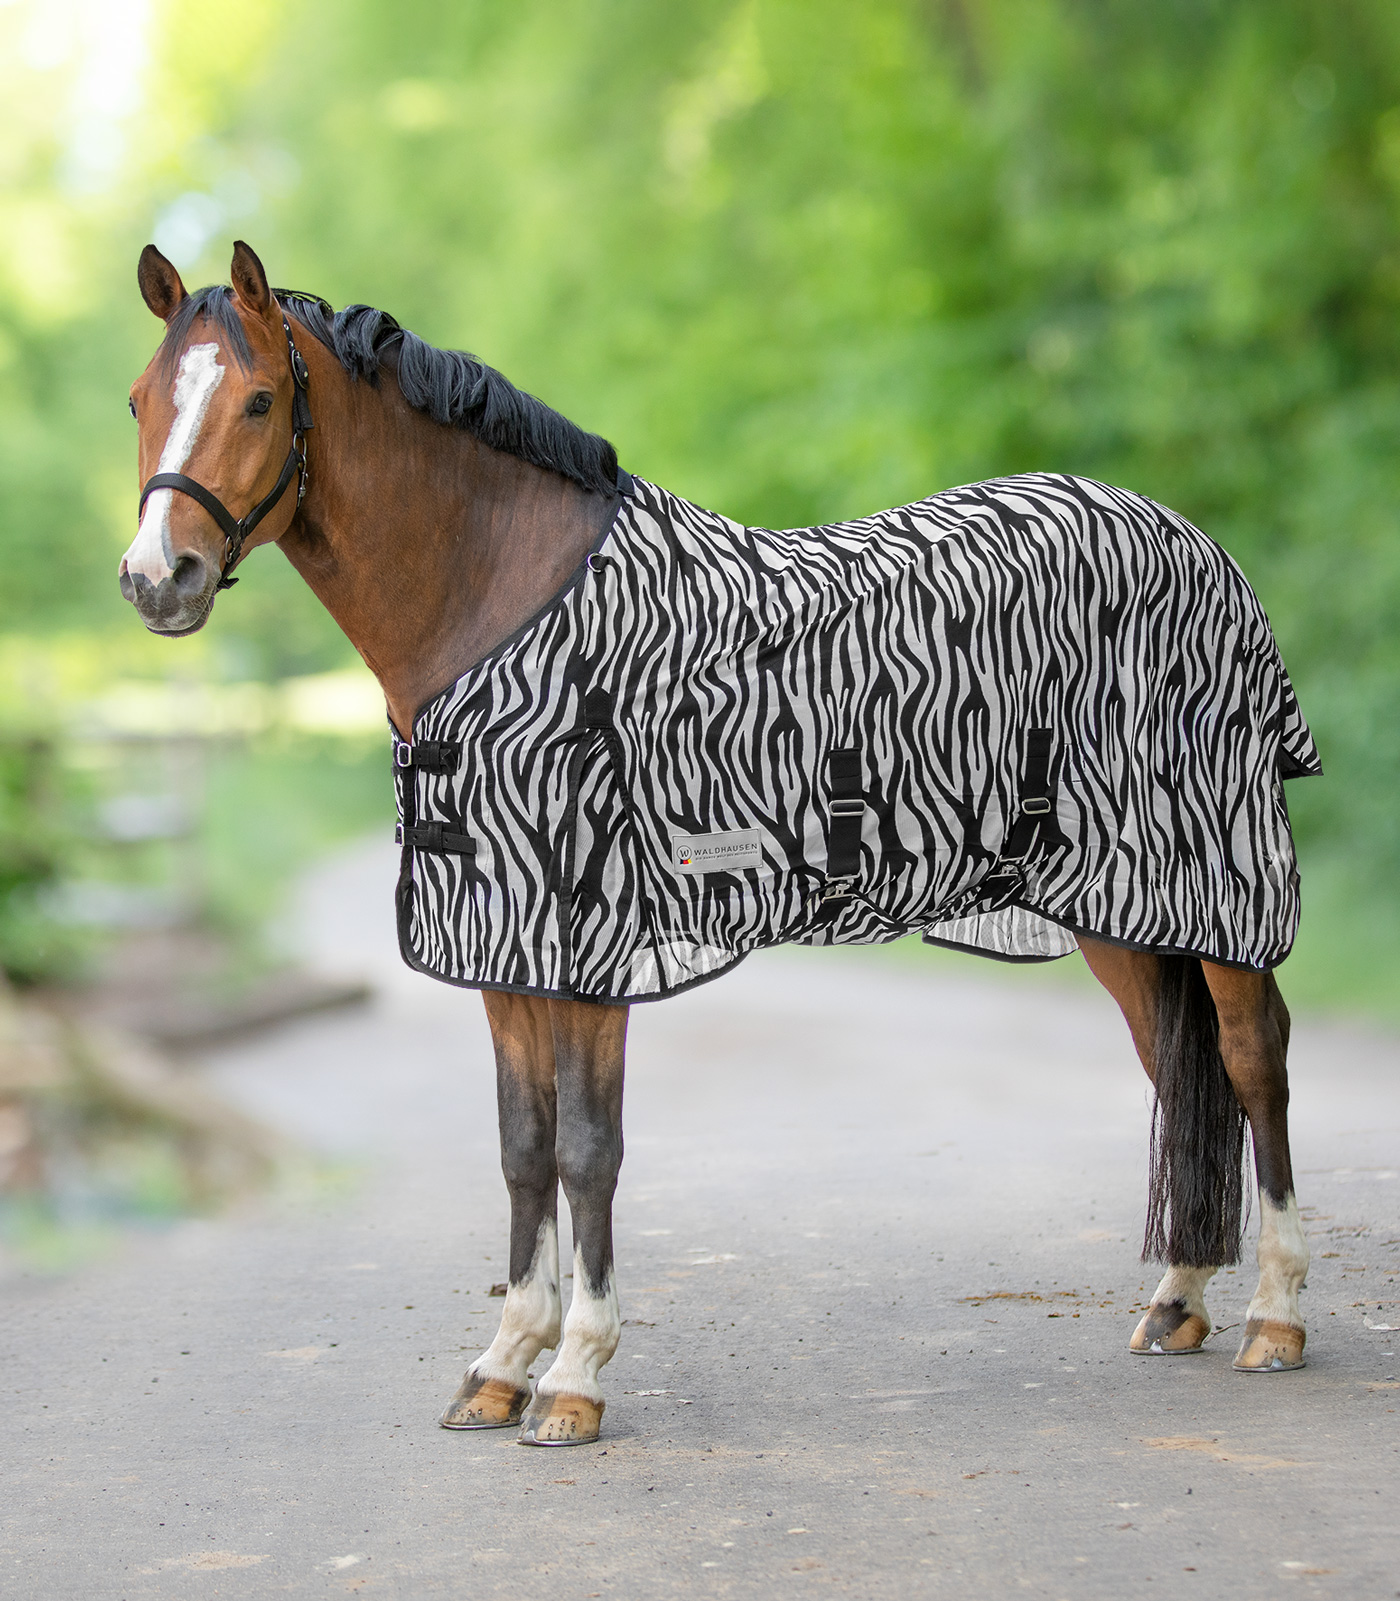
[4,841,1398,1598]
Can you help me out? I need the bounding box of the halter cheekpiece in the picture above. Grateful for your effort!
[138,309,314,591]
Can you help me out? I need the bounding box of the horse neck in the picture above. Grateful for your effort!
[278,346,616,737]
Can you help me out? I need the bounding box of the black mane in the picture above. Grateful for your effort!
[159,285,622,496]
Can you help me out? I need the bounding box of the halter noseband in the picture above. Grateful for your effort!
[138,309,314,591]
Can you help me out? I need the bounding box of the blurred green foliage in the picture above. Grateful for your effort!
[0,739,86,983]
[2,0,1399,1004]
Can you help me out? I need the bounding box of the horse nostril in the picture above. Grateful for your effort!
[120,568,150,606]
[171,553,208,597]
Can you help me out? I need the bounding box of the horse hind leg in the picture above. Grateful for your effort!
[518,997,627,1447]
[1080,940,1219,1354]
[1133,1263,1216,1354]
[1200,964,1308,1372]
[1085,939,1308,1369]
[440,992,562,1429]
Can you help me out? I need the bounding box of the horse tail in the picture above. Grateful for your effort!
[1142,954,1249,1267]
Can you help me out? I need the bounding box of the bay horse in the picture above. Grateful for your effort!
[120,241,1313,1447]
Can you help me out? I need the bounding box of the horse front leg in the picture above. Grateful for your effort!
[518,997,627,1447]
[440,992,562,1429]
[1200,964,1309,1371]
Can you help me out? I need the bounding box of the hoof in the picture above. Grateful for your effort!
[1233,1318,1306,1372]
[517,1393,604,1447]
[1131,1303,1210,1355]
[439,1373,531,1429]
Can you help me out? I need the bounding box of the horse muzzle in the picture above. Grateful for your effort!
[119,552,217,636]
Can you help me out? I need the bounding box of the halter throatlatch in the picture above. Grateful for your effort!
[137,311,314,591]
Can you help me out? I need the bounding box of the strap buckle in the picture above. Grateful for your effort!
[983,859,1023,883]
[394,822,404,844]
[394,739,461,774]
[829,798,865,817]
[822,875,857,903]
[1021,797,1052,816]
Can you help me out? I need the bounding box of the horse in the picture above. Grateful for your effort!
[120,240,1316,1448]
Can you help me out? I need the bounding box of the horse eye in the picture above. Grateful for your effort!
[248,393,273,416]
[128,398,137,418]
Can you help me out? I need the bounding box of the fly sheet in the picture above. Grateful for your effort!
[393,473,1320,1003]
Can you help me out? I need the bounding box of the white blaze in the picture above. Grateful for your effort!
[122,343,225,584]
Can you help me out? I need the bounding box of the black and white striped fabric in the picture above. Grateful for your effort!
[394,473,1320,1002]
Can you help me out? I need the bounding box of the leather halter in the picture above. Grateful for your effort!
[138,309,314,591]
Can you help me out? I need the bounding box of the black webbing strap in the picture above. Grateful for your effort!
[583,689,614,729]
[971,727,1059,911]
[139,471,253,549]
[396,822,477,856]
[393,738,466,854]
[393,739,461,775]
[920,727,1065,924]
[999,727,1055,862]
[823,747,865,904]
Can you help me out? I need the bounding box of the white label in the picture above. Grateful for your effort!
[670,828,763,874]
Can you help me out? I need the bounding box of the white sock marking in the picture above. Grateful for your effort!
[1149,1263,1216,1324]
[535,1247,621,1404]
[1248,1191,1309,1328]
[469,1219,561,1390]
[123,342,225,584]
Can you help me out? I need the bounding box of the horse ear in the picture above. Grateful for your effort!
[230,240,274,319]
[138,244,187,322]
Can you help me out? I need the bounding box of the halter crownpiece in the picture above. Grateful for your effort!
[137,309,314,591]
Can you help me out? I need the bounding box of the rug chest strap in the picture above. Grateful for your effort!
[823,747,865,903]
[393,740,468,855]
[394,739,461,774]
[396,821,477,855]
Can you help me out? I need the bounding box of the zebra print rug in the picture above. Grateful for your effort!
[393,473,1320,1002]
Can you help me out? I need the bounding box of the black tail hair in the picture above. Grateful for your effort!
[1143,955,1250,1266]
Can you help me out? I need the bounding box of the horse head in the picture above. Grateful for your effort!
[122,240,309,635]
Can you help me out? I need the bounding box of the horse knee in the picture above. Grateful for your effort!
[555,1126,623,1205]
[501,1136,556,1200]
